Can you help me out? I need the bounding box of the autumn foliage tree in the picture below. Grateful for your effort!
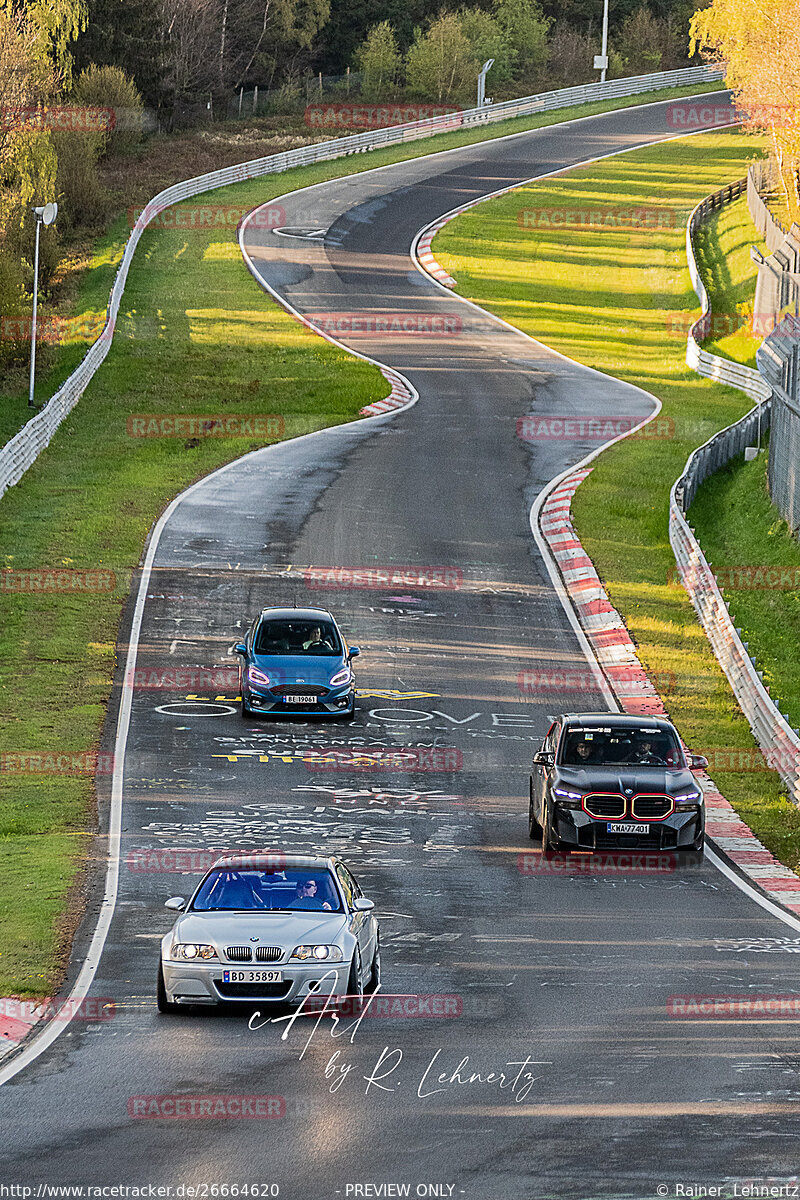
[690,0,800,222]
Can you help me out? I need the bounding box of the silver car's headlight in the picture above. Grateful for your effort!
[290,945,343,962]
[170,943,218,960]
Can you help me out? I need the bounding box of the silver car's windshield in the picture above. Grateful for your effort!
[560,727,683,767]
[192,868,343,912]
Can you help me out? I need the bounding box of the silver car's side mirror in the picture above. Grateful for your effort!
[164,896,186,911]
[353,897,374,912]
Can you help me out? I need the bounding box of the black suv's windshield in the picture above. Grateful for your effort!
[192,868,343,912]
[253,619,342,656]
[559,727,683,767]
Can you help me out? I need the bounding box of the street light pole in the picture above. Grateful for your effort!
[594,0,610,82]
[600,0,609,82]
[28,201,57,409]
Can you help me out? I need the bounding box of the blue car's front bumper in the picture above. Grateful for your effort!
[243,682,354,716]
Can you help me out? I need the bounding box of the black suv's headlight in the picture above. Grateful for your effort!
[553,787,583,808]
[674,789,703,805]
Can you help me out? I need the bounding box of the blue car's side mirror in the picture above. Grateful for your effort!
[348,646,361,659]
[233,642,247,655]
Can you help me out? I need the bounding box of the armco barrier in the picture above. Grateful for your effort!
[670,416,800,809]
[748,159,789,254]
[0,65,724,502]
[684,179,772,403]
[671,189,800,808]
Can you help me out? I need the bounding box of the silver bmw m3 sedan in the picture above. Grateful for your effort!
[157,852,380,1011]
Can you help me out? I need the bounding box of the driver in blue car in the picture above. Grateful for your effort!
[303,626,332,653]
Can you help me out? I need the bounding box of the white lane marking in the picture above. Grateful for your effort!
[0,95,737,1085]
[705,848,800,933]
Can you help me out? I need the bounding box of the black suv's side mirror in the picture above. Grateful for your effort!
[533,751,554,767]
[686,753,708,770]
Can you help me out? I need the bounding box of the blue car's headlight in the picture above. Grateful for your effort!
[329,666,352,687]
[247,665,271,686]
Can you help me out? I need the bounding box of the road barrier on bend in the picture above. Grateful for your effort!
[671,184,800,808]
[0,65,723,502]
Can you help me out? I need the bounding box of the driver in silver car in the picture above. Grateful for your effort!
[288,878,332,911]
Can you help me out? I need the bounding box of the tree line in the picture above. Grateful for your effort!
[73,0,698,116]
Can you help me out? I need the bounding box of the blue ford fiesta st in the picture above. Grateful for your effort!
[234,606,360,719]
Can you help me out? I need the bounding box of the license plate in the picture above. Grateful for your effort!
[222,970,283,983]
[285,694,317,705]
[609,822,650,834]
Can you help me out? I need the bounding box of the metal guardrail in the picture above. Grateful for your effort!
[670,183,800,806]
[759,316,800,531]
[748,159,789,253]
[684,178,772,403]
[669,412,800,809]
[0,64,724,502]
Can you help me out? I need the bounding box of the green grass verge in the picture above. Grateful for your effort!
[2,79,725,446]
[435,129,800,875]
[0,80,728,1000]
[694,193,765,366]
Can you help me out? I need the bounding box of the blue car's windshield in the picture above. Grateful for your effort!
[192,868,343,912]
[254,619,342,657]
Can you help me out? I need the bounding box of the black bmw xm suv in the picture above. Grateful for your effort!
[529,713,708,856]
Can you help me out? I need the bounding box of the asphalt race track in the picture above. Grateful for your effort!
[4,95,800,1197]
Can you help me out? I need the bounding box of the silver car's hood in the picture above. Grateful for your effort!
[172,911,348,948]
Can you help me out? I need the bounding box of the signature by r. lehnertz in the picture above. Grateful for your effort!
[248,976,550,1100]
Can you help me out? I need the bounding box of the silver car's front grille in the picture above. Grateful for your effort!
[255,946,283,963]
[226,946,253,962]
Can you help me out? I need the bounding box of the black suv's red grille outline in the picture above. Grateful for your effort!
[582,793,626,819]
